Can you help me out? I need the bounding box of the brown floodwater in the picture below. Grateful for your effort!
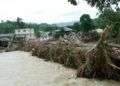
[0,51,119,86]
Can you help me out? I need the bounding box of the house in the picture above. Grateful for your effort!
[63,27,73,32]
[54,27,72,32]
[52,27,73,38]
[15,28,35,40]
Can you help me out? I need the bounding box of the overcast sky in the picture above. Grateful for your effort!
[0,0,98,24]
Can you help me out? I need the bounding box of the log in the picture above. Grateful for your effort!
[108,43,120,48]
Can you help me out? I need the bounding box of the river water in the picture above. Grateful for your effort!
[0,51,119,86]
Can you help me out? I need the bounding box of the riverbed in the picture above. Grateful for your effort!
[0,51,119,86]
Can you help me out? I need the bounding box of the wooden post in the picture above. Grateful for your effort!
[6,34,16,51]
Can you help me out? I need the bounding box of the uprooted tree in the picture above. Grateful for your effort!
[77,26,120,80]
[68,0,120,80]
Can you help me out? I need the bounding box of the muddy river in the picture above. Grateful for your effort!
[0,51,119,86]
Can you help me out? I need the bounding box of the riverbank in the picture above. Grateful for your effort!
[0,51,119,86]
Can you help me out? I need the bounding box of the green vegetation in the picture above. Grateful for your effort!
[93,8,120,43]
[72,22,80,32]
[80,14,95,33]
[71,14,95,32]
[69,0,120,11]
[0,18,59,38]
[2,0,119,81]
[69,0,120,80]
[0,17,26,33]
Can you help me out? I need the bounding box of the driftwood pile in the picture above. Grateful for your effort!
[77,26,120,80]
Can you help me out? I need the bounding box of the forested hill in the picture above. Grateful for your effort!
[0,19,59,34]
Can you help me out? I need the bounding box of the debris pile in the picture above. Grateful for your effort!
[77,26,120,80]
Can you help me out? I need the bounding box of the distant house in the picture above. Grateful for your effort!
[54,27,72,32]
[53,27,73,39]
[15,28,35,40]
[63,27,73,32]
[53,27,72,34]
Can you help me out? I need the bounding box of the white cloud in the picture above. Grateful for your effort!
[0,0,98,23]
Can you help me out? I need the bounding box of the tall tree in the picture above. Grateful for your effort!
[94,8,120,28]
[80,14,95,32]
[68,0,120,80]
[72,22,80,31]
[68,0,77,5]
[16,17,25,28]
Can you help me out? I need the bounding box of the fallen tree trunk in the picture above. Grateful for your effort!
[108,43,120,48]
[77,26,120,80]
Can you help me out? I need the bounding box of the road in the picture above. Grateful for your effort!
[0,51,119,86]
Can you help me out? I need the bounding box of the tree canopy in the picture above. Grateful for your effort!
[68,0,77,5]
[68,0,120,11]
[80,14,95,32]
[93,8,120,37]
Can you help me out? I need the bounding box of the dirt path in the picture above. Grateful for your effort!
[0,51,119,86]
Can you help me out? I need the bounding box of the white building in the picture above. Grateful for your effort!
[15,28,35,40]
